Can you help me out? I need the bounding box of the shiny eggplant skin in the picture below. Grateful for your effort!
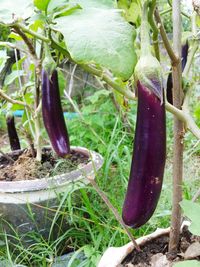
[42,69,70,157]
[122,81,166,228]
[6,115,21,151]
[166,41,189,104]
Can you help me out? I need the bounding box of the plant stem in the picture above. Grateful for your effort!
[148,0,160,60]
[169,0,184,252]
[12,24,42,161]
[87,176,140,251]
[0,89,31,110]
[0,41,28,54]
[154,8,179,64]
[14,23,49,43]
[51,38,136,100]
[141,0,151,56]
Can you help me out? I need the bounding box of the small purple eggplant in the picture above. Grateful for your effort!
[42,69,70,157]
[6,115,21,151]
[166,40,189,104]
[122,55,166,228]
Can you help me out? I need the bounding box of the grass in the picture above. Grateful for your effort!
[0,91,199,267]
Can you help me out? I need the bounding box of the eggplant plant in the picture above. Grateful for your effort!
[0,0,199,260]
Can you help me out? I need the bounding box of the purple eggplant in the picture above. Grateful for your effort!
[122,55,166,228]
[166,40,189,104]
[42,69,70,157]
[6,115,21,151]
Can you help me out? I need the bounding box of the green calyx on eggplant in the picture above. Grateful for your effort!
[134,54,164,103]
[122,54,166,228]
[42,68,70,157]
[6,115,21,151]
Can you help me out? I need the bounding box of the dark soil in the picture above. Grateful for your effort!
[121,227,200,266]
[0,148,89,181]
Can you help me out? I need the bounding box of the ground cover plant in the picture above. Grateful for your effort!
[0,0,199,266]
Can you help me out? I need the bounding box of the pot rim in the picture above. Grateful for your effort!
[0,146,103,193]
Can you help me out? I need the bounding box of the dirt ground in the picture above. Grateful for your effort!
[0,148,89,181]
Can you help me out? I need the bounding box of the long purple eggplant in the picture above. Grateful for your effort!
[42,69,70,157]
[122,55,166,228]
[6,115,21,151]
[166,40,189,104]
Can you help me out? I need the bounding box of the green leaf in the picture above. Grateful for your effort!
[4,70,24,86]
[0,0,33,24]
[28,13,46,31]
[174,260,200,267]
[180,200,200,236]
[34,0,50,11]
[52,1,137,80]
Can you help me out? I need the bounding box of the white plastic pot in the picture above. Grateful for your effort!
[0,146,103,241]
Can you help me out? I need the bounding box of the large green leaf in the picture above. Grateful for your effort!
[174,260,200,267]
[52,0,137,80]
[180,200,200,236]
[0,0,33,24]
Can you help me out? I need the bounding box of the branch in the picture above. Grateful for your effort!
[169,0,184,252]
[81,65,136,100]
[87,176,140,252]
[12,25,41,75]
[13,22,49,43]
[51,38,136,100]
[0,41,28,54]
[54,39,200,139]
[154,8,179,65]
[0,89,32,111]
[0,150,15,163]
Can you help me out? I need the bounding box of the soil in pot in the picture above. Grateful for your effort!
[0,148,89,181]
[121,226,200,266]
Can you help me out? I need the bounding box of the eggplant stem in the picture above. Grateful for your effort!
[148,0,160,61]
[87,176,141,252]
